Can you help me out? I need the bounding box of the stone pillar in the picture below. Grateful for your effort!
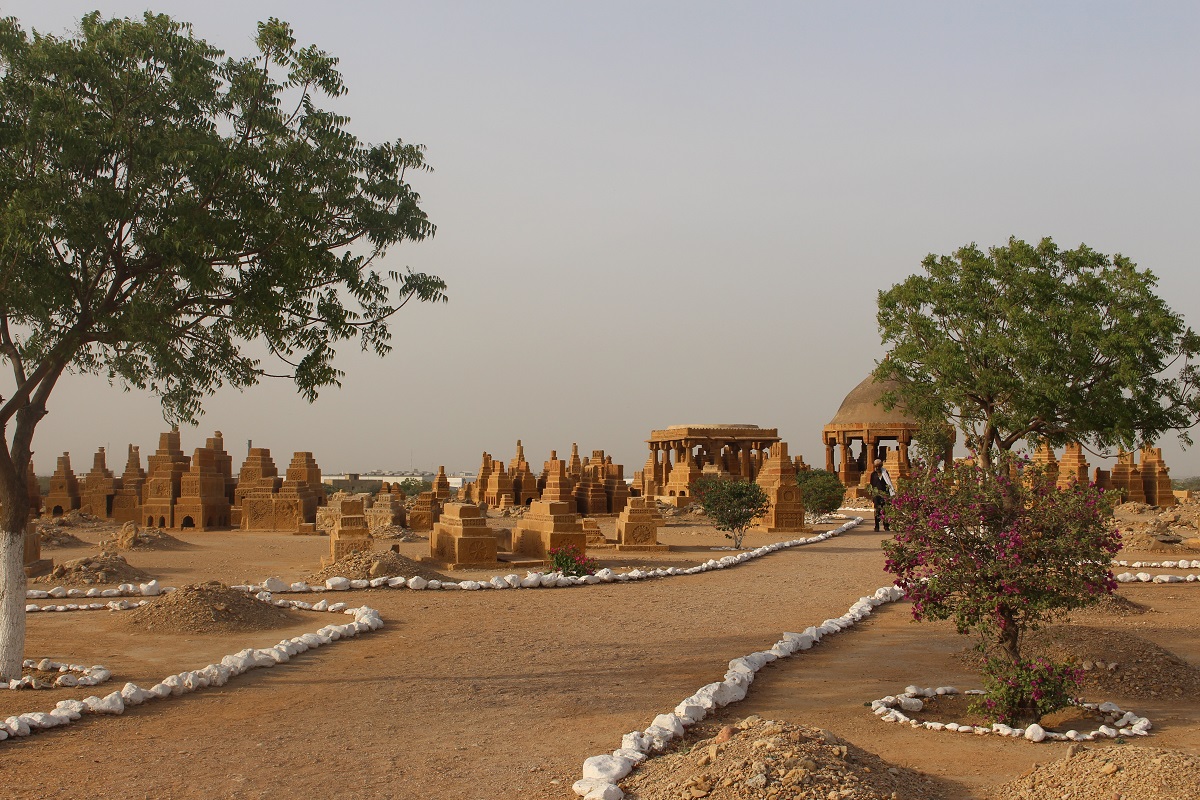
[825,440,835,473]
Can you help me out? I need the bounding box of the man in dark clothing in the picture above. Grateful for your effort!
[869,459,891,532]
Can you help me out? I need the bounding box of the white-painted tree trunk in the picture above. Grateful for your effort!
[0,530,27,680]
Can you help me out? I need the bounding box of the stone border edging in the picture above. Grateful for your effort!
[871,687,1152,742]
[1115,571,1200,583]
[6,661,111,691]
[1113,559,1200,568]
[570,583,907,800]
[0,604,382,740]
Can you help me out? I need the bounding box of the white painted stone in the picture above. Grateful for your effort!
[427,580,442,590]
[584,784,624,800]
[620,731,649,753]
[325,577,351,590]
[139,580,162,596]
[573,778,604,797]
[651,713,685,736]
[581,754,635,783]
[85,692,126,714]
[1024,724,1046,742]
[262,577,288,593]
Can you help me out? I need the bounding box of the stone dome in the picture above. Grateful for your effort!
[826,374,919,429]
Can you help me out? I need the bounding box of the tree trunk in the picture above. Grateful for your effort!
[998,608,1020,664]
[0,528,26,679]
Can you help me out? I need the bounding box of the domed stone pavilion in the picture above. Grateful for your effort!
[821,375,948,497]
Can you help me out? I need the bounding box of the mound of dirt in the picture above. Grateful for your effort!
[370,524,425,542]
[37,526,88,549]
[620,715,942,800]
[960,624,1200,701]
[126,581,303,634]
[1068,592,1150,620]
[99,522,188,551]
[1116,497,1200,552]
[308,548,449,582]
[35,551,151,586]
[984,744,1200,800]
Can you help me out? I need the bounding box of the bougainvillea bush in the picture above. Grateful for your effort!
[547,545,598,577]
[882,455,1120,725]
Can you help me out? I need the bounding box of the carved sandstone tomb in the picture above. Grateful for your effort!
[615,495,668,551]
[44,453,81,517]
[754,442,808,533]
[428,502,501,569]
[111,445,146,525]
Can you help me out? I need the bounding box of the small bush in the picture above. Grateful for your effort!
[548,545,598,577]
[693,477,771,549]
[971,654,1082,726]
[795,469,845,516]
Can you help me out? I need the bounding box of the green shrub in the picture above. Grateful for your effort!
[795,469,845,516]
[693,477,771,549]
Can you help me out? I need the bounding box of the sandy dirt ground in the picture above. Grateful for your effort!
[3,511,1199,799]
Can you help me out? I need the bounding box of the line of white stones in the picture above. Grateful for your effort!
[1115,571,1200,583]
[871,688,1152,742]
[0,604,383,743]
[6,661,111,691]
[571,584,908,800]
[1113,559,1200,568]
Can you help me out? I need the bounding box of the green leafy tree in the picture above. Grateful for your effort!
[875,236,1200,469]
[794,468,844,517]
[883,456,1120,725]
[398,478,432,497]
[0,13,446,677]
[693,477,771,549]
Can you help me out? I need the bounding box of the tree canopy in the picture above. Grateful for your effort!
[693,477,771,549]
[0,12,445,676]
[875,236,1199,466]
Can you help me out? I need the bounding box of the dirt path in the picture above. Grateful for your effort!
[3,520,1199,799]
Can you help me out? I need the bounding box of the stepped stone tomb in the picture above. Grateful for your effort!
[175,443,233,530]
[754,442,808,533]
[365,485,407,531]
[408,491,442,532]
[431,465,452,501]
[325,499,372,565]
[511,454,588,560]
[614,496,668,551]
[142,429,191,528]
[45,452,81,516]
[428,502,500,568]
[111,445,146,524]
[81,447,120,518]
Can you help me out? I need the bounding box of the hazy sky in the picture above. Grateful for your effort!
[7,2,1200,478]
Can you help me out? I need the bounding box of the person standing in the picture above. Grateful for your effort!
[869,459,891,532]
